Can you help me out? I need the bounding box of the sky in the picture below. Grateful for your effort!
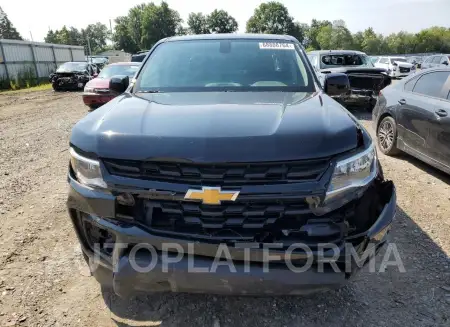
[3,0,450,42]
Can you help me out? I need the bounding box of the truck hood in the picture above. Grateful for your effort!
[393,61,414,68]
[70,92,361,162]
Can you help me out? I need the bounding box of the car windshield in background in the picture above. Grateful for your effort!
[390,58,407,63]
[320,54,374,68]
[98,65,139,79]
[57,62,87,73]
[135,39,313,92]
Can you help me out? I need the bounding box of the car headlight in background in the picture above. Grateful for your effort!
[84,86,94,93]
[69,147,106,188]
[325,144,377,201]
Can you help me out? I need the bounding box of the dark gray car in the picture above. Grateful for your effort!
[373,68,450,174]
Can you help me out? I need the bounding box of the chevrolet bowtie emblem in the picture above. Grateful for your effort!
[184,187,240,205]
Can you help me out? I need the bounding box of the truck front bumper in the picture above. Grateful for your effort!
[67,177,396,297]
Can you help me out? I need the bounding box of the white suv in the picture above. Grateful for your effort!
[374,56,415,78]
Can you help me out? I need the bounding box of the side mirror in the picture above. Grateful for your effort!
[109,75,129,93]
[324,73,350,97]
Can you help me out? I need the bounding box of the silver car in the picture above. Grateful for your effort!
[421,54,450,69]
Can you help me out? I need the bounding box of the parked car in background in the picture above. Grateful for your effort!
[421,54,450,70]
[308,50,391,111]
[82,62,140,109]
[406,56,423,69]
[131,51,149,62]
[373,68,450,174]
[87,56,109,70]
[370,56,379,64]
[374,56,415,78]
[49,62,96,91]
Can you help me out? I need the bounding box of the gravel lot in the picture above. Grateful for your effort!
[0,90,449,327]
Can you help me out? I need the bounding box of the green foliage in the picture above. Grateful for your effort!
[45,23,110,54]
[316,20,353,50]
[141,1,183,49]
[186,10,238,35]
[187,12,209,34]
[0,6,22,40]
[113,1,183,52]
[308,19,332,50]
[246,2,294,35]
[206,9,238,34]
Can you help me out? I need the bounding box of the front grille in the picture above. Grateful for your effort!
[399,67,410,73]
[135,198,349,245]
[103,159,330,186]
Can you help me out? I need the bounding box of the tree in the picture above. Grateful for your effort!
[316,24,332,49]
[113,16,140,53]
[0,6,22,40]
[44,30,58,44]
[330,20,353,49]
[82,22,110,54]
[316,20,353,50]
[352,31,364,51]
[140,1,183,49]
[290,22,309,47]
[246,2,294,35]
[414,27,450,53]
[308,19,331,50]
[187,12,209,34]
[207,9,238,33]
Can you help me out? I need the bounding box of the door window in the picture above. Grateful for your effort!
[404,75,420,92]
[413,72,450,98]
[379,57,388,64]
[432,56,442,64]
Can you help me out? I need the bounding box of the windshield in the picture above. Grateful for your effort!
[320,54,374,68]
[91,58,107,64]
[390,58,407,64]
[98,64,140,79]
[57,62,87,73]
[135,39,313,92]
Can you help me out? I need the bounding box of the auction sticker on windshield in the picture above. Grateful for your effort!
[259,42,294,50]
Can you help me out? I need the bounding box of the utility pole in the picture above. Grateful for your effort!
[86,35,92,60]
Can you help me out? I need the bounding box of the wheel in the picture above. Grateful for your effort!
[377,116,400,155]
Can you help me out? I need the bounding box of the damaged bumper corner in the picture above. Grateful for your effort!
[67,175,396,297]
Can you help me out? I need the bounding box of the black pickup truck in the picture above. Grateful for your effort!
[67,34,396,297]
[308,50,391,111]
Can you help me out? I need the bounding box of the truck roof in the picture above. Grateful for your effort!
[163,33,298,43]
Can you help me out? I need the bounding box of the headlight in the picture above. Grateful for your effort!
[69,147,106,188]
[326,144,377,200]
[84,87,94,93]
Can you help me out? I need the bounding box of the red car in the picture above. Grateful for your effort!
[82,62,140,109]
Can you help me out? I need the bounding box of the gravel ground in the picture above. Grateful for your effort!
[0,90,449,327]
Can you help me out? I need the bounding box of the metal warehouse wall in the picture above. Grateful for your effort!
[0,39,85,85]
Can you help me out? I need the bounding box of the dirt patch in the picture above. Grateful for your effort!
[0,93,449,327]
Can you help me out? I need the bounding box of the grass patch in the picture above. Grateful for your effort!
[1,83,52,94]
